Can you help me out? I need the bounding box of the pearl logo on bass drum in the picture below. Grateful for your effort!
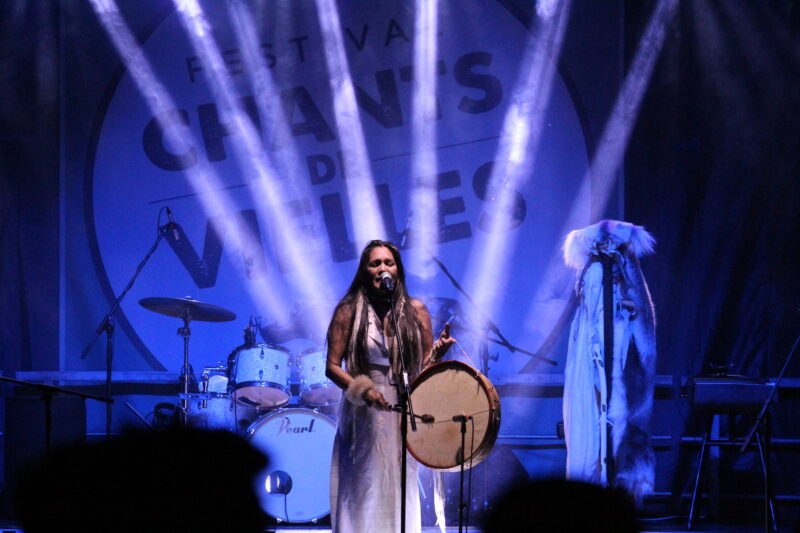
[276,415,316,436]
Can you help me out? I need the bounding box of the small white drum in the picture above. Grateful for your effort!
[248,408,336,523]
[229,344,291,408]
[297,348,341,407]
[406,360,501,471]
[201,365,229,394]
[182,392,236,432]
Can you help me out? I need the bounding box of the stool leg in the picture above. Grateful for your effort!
[754,430,778,532]
[688,430,709,530]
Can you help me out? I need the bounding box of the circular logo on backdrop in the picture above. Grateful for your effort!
[88,0,590,373]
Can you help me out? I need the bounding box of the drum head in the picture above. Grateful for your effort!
[406,361,500,471]
[248,408,336,523]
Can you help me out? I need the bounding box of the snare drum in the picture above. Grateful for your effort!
[248,408,336,523]
[201,365,229,394]
[297,348,341,407]
[182,392,236,432]
[406,360,501,471]
[229,344,291,408]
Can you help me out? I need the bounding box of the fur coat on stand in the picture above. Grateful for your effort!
[562,220,657,502]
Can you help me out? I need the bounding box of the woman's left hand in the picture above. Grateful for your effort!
[434,323,457,358]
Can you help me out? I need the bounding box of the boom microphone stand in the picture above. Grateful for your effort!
[427,252,557,372]
[0,376,111,453]
[80,210,177,437]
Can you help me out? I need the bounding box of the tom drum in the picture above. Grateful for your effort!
[229,344,291,408]
[297,348,341,407]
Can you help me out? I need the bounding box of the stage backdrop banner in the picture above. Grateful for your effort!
[72,0,596,379]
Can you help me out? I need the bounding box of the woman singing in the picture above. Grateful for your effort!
[325,240,454,533]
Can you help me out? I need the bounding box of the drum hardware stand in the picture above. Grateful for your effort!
[124,401,154,429]
[0,376,111,453]
[178,313,194,426]
[427,252,557,375]
[138,296,235,425]
[385,283,418,533]
[79,214,174,438]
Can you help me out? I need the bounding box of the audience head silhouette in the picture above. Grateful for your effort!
[14,427,269,533]
[483,478,639,533]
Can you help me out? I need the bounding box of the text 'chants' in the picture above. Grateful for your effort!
[143,51,503,171]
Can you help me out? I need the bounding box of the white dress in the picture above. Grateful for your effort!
[329,307,421,533]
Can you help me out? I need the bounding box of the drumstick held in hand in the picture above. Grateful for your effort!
[391,405,435,423]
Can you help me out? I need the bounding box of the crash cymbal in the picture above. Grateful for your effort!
[139,296,236,322]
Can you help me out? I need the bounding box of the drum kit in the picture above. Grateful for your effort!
[139,296,341,524]
[138,296,501,526]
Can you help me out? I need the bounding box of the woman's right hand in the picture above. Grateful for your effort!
[363,388,391,410]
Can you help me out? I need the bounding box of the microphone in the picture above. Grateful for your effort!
[165,207,180,241]
[452,414,472,423]
[380,271,395,292]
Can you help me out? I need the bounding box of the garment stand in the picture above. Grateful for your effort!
[599,252,616,483]
[737,330,799,532]
[79,221,170,437]
[387,288,417,533]
[427,252,557,372]
[0,376,111,453]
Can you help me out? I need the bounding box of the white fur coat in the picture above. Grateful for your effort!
[562,220,657,502]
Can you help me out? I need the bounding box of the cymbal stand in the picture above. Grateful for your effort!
[177,313,194,427]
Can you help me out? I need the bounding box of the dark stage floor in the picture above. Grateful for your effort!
[0,515,786,533]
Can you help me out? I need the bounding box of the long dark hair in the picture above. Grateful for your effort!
[329,240,423,378]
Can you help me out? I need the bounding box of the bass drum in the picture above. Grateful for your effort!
[247,408,336,523]
[406,361,501,471]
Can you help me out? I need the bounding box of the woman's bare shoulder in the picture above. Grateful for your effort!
[331,300,354,323]
[409,298,431,319]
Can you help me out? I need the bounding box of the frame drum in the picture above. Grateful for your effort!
[406,361,501,471]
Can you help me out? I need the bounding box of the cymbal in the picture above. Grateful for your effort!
[139,296,236,323]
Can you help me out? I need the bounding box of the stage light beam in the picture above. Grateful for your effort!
[521,0,678,357]
[408,0,441,282]
[173,0,336,334]
[315,0,387,247]
[89,0,291,324]
[462,0,572,330]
